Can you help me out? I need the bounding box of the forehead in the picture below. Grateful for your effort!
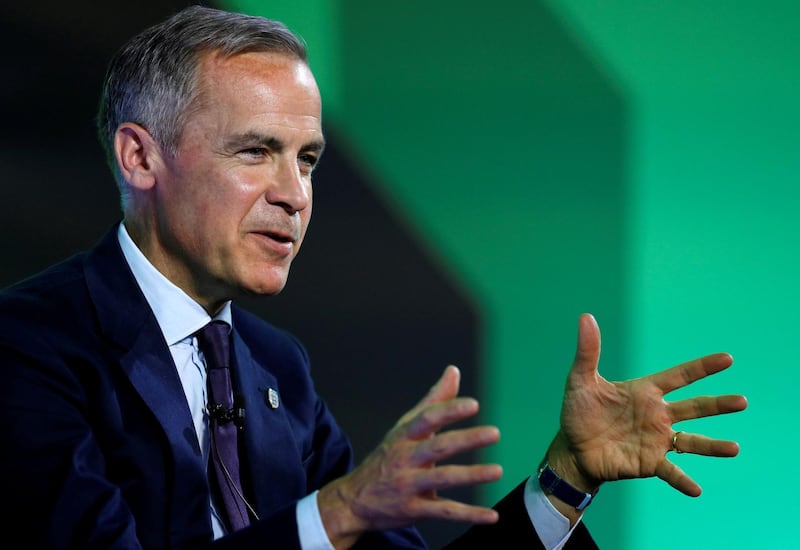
[189,50,322,132]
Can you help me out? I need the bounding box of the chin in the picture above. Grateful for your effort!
[230,260,292,296]
[240,271,290,297]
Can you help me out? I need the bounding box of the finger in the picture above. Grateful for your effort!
[396,366,462,427]
[649,352,734,394]
[413,425,501,465]
[416,365,461,408]
[568,313,601,382]
[413,463,504,493]
[654,459,702,497]
[412,498,500,525]
[670,394,748,423]
[670,432,741,458]
[404,397,481,440]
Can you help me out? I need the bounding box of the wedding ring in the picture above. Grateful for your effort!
[671,431,684,454]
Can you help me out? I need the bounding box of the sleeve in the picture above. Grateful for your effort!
[522,476,586,550]
[296,491,334,550]
[442,479,598,550]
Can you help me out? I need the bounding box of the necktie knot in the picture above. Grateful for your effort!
[197,320,237,422]
[196,320,230,371]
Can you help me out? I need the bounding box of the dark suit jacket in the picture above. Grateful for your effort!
[0,224,596,549]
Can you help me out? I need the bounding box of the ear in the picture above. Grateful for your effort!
[114,122,165,190]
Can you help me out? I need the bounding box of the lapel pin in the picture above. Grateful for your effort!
[259,387,280,409]
[268,388,279,409]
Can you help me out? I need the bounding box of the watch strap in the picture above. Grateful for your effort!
[537,457,597,511]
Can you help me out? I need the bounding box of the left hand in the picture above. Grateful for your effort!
[547,313,747,511]
[317,365,502,549]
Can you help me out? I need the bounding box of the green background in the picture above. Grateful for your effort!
[228,1,797,548]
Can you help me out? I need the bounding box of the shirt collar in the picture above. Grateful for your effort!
[117,222,232,346]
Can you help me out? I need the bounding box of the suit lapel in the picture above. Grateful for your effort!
[85,226,199,452]
[232,330,308,515]
[82,226,211,537]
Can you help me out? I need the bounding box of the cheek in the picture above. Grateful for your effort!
[165,166,222,219]
[206,179,254,223]
[295,206,313,252]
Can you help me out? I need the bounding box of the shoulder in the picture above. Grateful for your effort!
[231,306,310,366]
[0,252,104,393]
[0,224,142,361]
[0,253,89,330]
[0,224,123,331]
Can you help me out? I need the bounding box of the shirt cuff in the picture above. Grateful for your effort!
[523,476,583,550]
[296,490,335,550]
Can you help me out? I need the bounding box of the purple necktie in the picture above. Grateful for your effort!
[196,321,250,532]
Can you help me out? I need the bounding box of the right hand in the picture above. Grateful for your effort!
[317,365,502,549]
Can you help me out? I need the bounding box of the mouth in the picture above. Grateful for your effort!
[261,229,295,244]
[250,226,299,257]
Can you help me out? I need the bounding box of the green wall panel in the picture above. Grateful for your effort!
[226,0,344,116]
[222,1,799,548]
[548,2,799,548]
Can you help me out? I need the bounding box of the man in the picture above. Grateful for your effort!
[0,6,747,549]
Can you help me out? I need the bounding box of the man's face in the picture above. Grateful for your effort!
[143,51,323,311]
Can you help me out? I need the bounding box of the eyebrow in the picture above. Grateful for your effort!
[224,132,326,156]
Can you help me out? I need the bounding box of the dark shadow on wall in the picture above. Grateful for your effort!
[0,2,479,548]
[1,0,208,281]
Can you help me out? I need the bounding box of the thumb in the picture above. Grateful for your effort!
[569,313,601,382]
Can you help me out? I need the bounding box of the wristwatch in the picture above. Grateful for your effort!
[537,457,597,511]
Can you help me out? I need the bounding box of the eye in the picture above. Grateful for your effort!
[239,147,268,158]
[298,153,318,173]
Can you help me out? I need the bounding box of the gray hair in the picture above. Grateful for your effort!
[96,5,308,201]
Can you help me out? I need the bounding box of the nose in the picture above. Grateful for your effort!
[265,157,311,214]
